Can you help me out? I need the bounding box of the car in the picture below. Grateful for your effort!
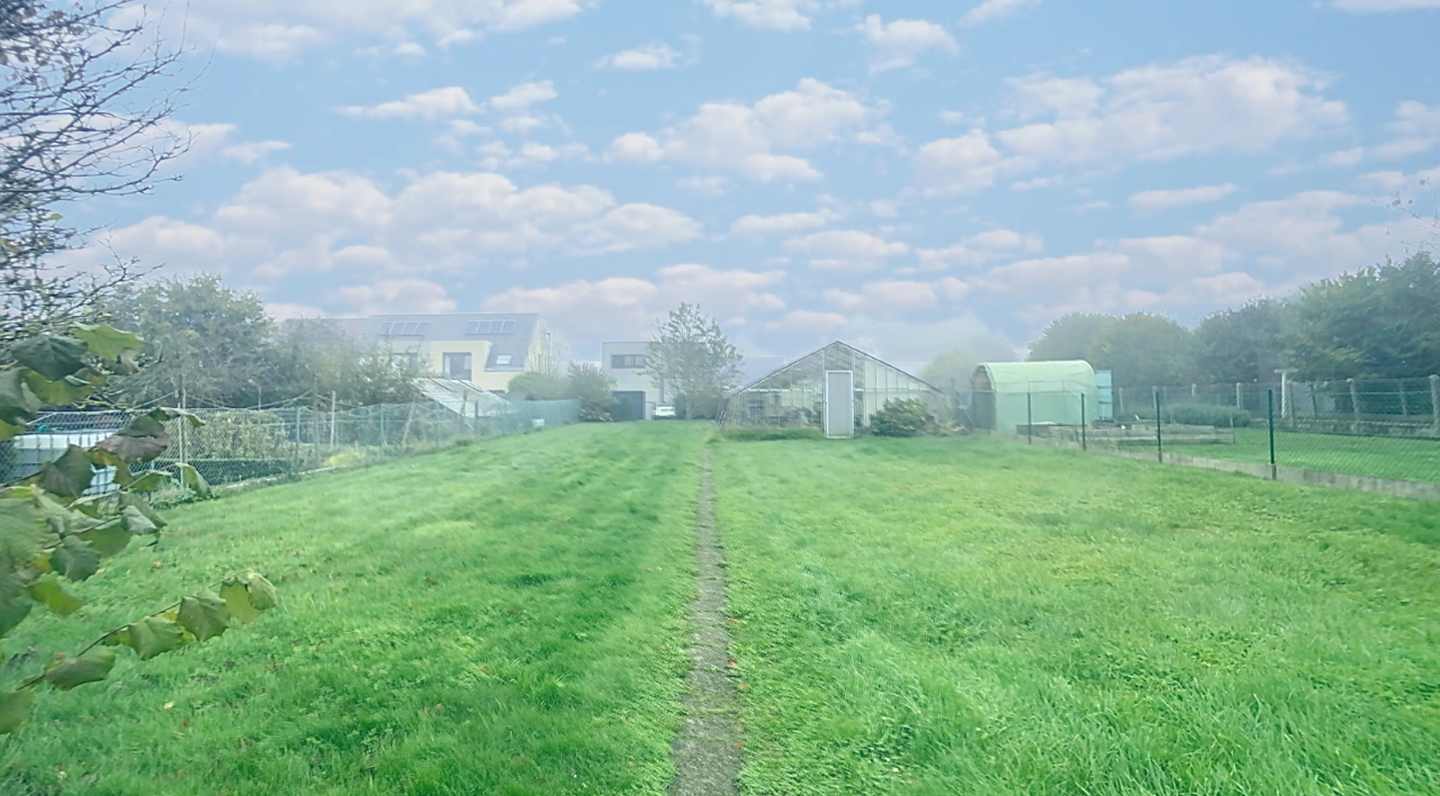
[654,405,677,419]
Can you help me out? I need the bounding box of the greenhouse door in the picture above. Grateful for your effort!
[825,370,855,438]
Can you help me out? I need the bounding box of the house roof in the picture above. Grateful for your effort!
[973,360,1097,394]
[335,313,543,373]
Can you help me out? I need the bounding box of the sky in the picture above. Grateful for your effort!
[65,0,1440,362]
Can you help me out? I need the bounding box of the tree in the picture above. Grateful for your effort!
[0,1,189,347]
[1027,313,1117,363]
[506,370,567,401]
[1090,313,1196,390]
[1285,251,1440,381]
[1193,299,1288,384]
[647,304,743,420]
[564,363,616,422]
[105,275,277,408]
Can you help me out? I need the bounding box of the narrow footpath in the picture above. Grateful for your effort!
[668,451,743,796]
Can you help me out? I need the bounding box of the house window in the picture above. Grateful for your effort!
[611,354,646,369]
[385,321,431,336]
[495,354,513,366]
[466,319,517,335]
[442,352,473,381]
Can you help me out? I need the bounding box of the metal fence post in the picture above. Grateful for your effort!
[1026,391,1033,444]
[1431,374,1440,434]
[1268,388,1277,479]
[1235,382,1243,409]
[1117,386,1125,419]
[1349,378,1361,434]
[1154,388,1163,463]
[1080,393,1087,452]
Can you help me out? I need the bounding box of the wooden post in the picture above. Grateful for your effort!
[1349,379,1361,434]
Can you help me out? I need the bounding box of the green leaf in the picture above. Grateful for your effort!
[44,649,115,691]
[0,589,32,637]
[71,324,143,363]
[11,335,88,381]
[0,418,26,442]
[34,491,94,535]
[96,415,171,463]
[149,407,204,429]
[26,578,86,616]
[50,537,100,582]
[23,370,94,406]
[218,580,262,624]
[119,493,167,529]
[0,690,35,734]
[125,616,185,660]
[38,445,95,499]
[87,448,134,486]
[174,463,212,498]
[126,471,172,493]
[243,571,278,611]
[0,369,41,427]
[79,522,133,556]
[178,590,230,642]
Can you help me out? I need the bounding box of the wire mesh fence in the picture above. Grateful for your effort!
[990,375,1440,488]
[1,399,581,493]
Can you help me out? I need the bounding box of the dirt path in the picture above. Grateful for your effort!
[669,450,743,796]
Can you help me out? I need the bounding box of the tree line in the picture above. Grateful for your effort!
[1016,251,1439,391]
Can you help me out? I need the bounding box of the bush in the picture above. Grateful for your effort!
[870,399,934,437]
[1137,403,1252,428]
[710,428,826,442]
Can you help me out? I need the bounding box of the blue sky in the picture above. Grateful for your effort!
[71,0,1440,362]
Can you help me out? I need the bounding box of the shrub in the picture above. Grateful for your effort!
[1137,403,1252,428]
[870,399,934,437]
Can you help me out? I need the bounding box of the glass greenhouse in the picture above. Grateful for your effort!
[718,341,948,430]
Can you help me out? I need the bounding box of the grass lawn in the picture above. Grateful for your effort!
[711,434,1440,795]
[1167,427,1440,484]
[1,423,705,796]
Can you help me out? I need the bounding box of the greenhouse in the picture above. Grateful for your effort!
[971,360,1099,433]
[718,341,948,434]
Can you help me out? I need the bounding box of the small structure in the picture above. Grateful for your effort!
[719,341,947,434]
[972,361,1099,433]
[336,313,554,394]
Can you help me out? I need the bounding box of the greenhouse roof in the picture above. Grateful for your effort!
[974,361,1097,394]
[728,341,942,397]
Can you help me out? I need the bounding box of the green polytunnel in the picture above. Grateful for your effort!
[971,361,1098,433]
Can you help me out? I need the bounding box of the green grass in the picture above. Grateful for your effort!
[712,435,1440,795]
[708,428,827,443]
[1168,427,1440,484]
[1,423,705,796]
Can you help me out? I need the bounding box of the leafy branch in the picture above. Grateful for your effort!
[0,323,277,734]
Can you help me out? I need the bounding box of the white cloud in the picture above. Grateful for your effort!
[608,79,875,183]
[823,278,971,317]
[917,228,1043,270]
[78,167,702,283]
[335,279,457,315]
[913,130,1011,195]
[340,87,479,120]
[483,264,786,341]
[914,56,1345,194]
[1127,183,1239,212]
[489,81,559,114]
[730,209,842,237]
[596,43,682,70]
[767,310,849,334]
[701,0,815,31]
[119,0,598,62]
[1332,0,1440,11]
[477,141,588,170]
[854,15,958,73]
[960,0,1042,26]
[782,230,907,271]
[221,140,293,166]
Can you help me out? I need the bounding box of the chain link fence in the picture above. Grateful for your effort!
[994,375,1440,488]
[1,400,580,493]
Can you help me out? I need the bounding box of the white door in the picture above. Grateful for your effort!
[825,370,855,438]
